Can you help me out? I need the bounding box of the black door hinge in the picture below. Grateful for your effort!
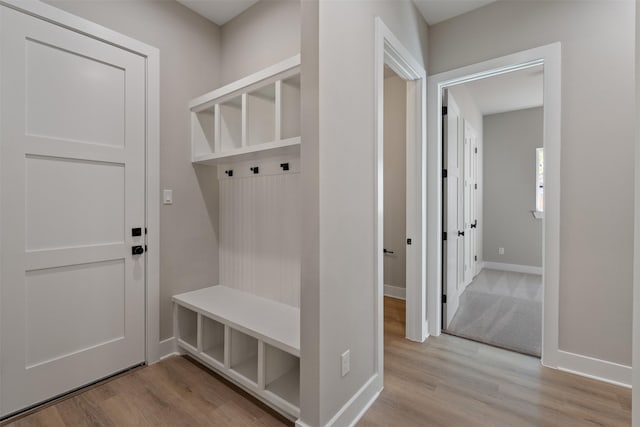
[475,183,477,190]
[443,232,447,241]
[474,255,477,261]
[406,238,412,245]
[442,106,448,115]
[442,294,447,304]
[474,147,478,154]
[443,169,448,179]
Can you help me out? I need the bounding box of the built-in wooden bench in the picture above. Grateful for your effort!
[173,285,300,420]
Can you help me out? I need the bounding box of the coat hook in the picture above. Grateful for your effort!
[280,162,290,171]
[250,166,259,174]
[225,169,233,177]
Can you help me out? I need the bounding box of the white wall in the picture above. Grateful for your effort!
[383,75,407,292]
[219,0,300,85]
[429,0,634,366]
[300,1,429,425]
[483,108,543,267]
[46,0,222,341]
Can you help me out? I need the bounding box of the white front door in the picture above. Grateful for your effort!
[443,93,464,328]
[0,7,146,417]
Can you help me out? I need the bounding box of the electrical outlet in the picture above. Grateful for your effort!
[498,247,504,255]
[341,350,350,377]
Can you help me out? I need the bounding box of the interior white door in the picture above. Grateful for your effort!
[462,121,478,287]
[0,7,146,417]
[443,93,464,328]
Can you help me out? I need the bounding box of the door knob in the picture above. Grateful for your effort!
[458,230,465,237]
[132,245,145,256]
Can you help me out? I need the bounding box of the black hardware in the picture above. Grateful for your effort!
[225,170,233,177]
[280,163,290,171]
[458,230,465,237]
[474,255,478,261]
[474,147,478,154]
[406,238,412,245]
[132,245,145,256]
[443,232,447,241]
[132,227,142,237]
[383,249,395,255]
[442,106,448,115]
[145,227,148,235]
[475,183,478,190]
[442,294,447,304]
[250,166,259,174]
[443,169,448,179]
[470,220,477,229]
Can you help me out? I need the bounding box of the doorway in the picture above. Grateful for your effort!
[427,43,561,367]
[441,66,544,356]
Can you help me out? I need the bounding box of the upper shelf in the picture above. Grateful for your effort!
[190,55,301,165]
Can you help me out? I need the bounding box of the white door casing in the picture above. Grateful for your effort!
[443,93,464,328]
[0,6,147,417]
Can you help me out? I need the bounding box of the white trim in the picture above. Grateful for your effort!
[0,0,161,366]
[323,375,381,427]
[427,44,561,371]
[482,262,542,275]
[384,285,406,300]
[556,350,632,388]
[158,337,179,361]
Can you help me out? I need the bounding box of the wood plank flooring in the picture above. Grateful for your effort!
[359,297,631,426]
[4,297,631,426]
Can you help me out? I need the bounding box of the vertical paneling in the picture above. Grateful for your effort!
[219,171,300,308]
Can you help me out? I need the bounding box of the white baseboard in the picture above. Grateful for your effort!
[483,261,542,275]
[325,374,381,426]
[553,349,632,388]
[384,284,406,300]
[158,337,179,361]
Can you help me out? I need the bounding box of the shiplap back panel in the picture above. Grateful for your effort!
[219,171,300,308]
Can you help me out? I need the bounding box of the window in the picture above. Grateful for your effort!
[536,147,544,212]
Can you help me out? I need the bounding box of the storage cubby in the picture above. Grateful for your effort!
[265,344,300,408]
[176,305,197,349]
[229,328,259,384]
[280,74,301,140]
[191,106,215,158]
[202,316,225,365]
[220,96,243,151]
[247,83,276,146]
[189,55,301,165]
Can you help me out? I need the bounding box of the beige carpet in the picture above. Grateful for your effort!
[446,268,542,357]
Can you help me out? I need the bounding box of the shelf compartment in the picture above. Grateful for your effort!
[229,328,259,384]
[264,344,300,408]
[175,304,197,350]
[191,105,215,158]
[280,74,300,140]
[247,83,276,146]
[202,316,225,366]
[220,96,243,152]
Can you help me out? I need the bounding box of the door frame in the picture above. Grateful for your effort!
[0,0,161,368]
[427,43,561,368]
[374,17,428,382]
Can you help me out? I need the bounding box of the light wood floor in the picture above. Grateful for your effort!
[5,297,631,426]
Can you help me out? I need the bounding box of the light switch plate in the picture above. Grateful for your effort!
[163,189,173,205]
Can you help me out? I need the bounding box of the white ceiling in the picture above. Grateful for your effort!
[412,0,497,26]
[453,65,543,115]
[178,0,496,29]
[177,0,259,26]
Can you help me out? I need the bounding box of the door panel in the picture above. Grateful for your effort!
[1,7,146,417]
[444,93,463,328]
